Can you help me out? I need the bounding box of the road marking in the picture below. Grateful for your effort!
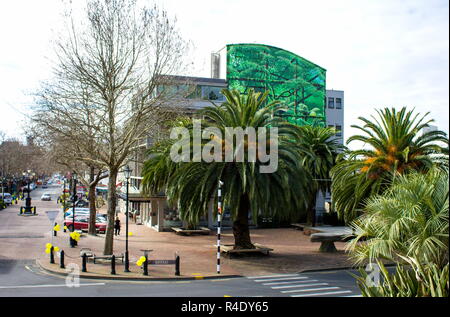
[291,290,352,297]
[344,295,363,297]
[273,283,329,290]
[281,286,340,293]
[247,274,299,279]
[0,282,105,289]
[253,276,308,283]
[263,280,319,286]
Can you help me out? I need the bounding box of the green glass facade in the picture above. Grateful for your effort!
[227,44,326,126]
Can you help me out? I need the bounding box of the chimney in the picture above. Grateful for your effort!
[211,52,220,79]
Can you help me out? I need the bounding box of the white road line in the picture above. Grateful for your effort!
[274,283,329,290]
[0,283,105,289]
[344,295,363,297]
[282,286,340,293]
[263,280,319,286]
[291,290,353,297]
[254,276,308,283]
[247,274,299,279]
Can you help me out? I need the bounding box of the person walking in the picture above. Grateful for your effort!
[114,216,121,236]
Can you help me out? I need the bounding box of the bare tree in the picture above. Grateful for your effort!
[32,0,190,255]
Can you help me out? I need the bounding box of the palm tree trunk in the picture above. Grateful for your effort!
[232,193,254,249]
[306,190,317,227]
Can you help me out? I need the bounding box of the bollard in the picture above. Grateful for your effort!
[50,246,55,264]
[82,253,87,272]
[143,257,148,276]
[175,255,180,276]
[33,207,36,215]
[111,255,116,275]
[54,222,57,237]
[60,250,65,269]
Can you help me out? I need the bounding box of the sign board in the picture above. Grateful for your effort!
[148,259,175,265]
[45,210,60,223]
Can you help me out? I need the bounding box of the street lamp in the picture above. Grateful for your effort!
[123,165,132,272]
[70,172,78,247]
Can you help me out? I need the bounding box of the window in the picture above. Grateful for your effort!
[202,86,225,101]
[328,97,334,109]
[336,125,342,137]
[336,98,342,109]
[328,124,334,129]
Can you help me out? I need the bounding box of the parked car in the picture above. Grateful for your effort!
[64,208,90,218]
[41,193,52,201]
[64,216,107,233]
[0,193,13,205]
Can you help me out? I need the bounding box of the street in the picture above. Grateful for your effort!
[0,184,364,297]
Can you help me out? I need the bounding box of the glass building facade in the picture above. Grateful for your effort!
[227,44,327,126]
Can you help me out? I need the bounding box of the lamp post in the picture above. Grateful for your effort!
[22,170,34,214]
[123,165,132,272]
[70,172,78,247]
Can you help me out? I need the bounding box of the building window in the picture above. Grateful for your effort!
[336,98,342,109]
[328,124,334,129]
[328,97,334,109]
[336,125,342,137]
[202,86,225,101]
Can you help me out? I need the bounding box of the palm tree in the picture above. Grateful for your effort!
[331,107,448,223]
[142,89,311,249]
[346,167,449,267]
[295,125,344,225]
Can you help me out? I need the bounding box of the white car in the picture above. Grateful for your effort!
[41,193,52,201]
[0,193,13,205]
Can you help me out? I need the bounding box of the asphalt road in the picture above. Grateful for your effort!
[0,184,364,298]
[0,259,363,297]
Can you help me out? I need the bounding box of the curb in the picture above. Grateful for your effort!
[36,259,242,282]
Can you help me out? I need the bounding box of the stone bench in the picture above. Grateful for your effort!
[171,227,211,235]
[220,243,273,258]
[310,233,346,253]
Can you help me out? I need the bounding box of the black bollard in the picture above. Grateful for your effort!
[54,222,57,237]
[50,246,55,264]
[175,255,180,276]
[111,255,116,275]
[60,250,65,269]
[82,253,87,272]
[143,257,148,276]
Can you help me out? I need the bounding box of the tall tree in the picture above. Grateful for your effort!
[331,107,448,223]
[142,89,311,249]
[295,125,344,226]
[32,0,190,255]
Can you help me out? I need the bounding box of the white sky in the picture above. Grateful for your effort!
[0,0,448,145]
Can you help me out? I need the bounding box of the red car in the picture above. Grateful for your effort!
[64,216,107,234]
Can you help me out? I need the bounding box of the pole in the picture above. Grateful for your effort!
[217,180,222,274]
[124,177,130,272]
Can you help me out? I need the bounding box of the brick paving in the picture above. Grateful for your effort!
[1,196,353,280]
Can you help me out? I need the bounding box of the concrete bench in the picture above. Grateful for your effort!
[310,233,346,253]
[171,227,211,235]
[220,243,273,257]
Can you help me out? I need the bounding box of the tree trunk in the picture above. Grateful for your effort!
[88,167,98,235]
[306,190,317,227]
[103,168,118,255]
[232,194,254,249]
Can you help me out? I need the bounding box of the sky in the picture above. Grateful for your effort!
[0,0,448,145]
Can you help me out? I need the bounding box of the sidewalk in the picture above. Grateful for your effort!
[38,210,354,280]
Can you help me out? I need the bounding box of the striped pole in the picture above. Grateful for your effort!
[217,180,223,274]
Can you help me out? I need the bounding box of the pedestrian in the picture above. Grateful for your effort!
[114,216,121,236]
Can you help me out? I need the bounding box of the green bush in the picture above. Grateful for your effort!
[354,258,449,297]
